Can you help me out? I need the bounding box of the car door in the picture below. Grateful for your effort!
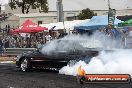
[31,51,50,67]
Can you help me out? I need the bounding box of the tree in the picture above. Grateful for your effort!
[9,0,49,14]
[77,8,97,20]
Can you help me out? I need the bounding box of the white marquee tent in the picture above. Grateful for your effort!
[40,19,90,33]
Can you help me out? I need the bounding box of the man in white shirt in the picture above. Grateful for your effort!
[45,33,52,43]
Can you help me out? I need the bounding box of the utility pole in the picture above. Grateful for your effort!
[56,0,64,22]
[108,0,110,9]
[107,0,116,28]
[0,4,1,30]
[56,0,66,33]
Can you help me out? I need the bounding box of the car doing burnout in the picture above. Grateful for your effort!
[16,40,99,72]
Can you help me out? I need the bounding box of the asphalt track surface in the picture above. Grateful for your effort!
[0,63,132,88]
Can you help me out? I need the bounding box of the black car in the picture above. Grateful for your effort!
[16,40,99,72]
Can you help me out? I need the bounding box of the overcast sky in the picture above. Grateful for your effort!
[0,0,132,10]
[0,0,8,5]
[49,0,132,10]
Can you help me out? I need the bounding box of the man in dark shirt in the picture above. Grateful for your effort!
[0,37,4,56]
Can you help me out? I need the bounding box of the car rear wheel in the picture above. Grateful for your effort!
[21,58,31,72]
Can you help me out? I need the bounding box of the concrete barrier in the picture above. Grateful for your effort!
[4,48,36,56]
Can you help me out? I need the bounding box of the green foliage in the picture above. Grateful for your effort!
[77,8,97,20]
[9,0,49,14]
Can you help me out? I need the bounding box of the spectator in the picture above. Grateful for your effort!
[105,24,114,37]
[4,39,9,48]
[36,41,43,49]
[0,37,4,56]
[45,33,52,43]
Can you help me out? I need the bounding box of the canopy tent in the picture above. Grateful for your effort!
[40,19,90,32]
[119,19,132,26]
[10,19,48,34]
[10,28,20,34]
[74,15,122,30]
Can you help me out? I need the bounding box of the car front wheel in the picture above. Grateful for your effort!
[21,58,31,72]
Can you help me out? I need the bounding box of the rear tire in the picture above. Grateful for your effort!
[20,58,31,72]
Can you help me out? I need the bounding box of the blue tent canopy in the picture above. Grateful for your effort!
[74,15,122,30]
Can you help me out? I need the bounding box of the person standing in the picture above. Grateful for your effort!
[0,37,4,56]
[45,33,52,43]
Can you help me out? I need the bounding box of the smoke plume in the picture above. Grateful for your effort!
[41,32,122,55]
[41,32,131,76]
[59,50,132,76]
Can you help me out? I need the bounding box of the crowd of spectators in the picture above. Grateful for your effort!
[0,31,54,55]
[0,25,131,56]
[0,33,53,48]
[96,24,130,48]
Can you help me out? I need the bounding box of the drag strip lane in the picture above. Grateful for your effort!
[0,63,131,88]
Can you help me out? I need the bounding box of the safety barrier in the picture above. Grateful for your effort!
[4,48,36,56]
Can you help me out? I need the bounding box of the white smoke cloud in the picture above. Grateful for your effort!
[59,50,132,76]
[56,33,131,76]
[41,31,132,77]
[59,61,87,76]
[41,34,104,55]
[41,33,122,55]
